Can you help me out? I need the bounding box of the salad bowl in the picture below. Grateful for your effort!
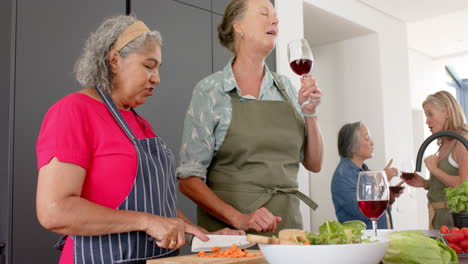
[259,235,389,264]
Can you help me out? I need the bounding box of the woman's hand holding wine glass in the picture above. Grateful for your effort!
[402,172,427,188]
[288,38,322,111]
[299,76,321,115]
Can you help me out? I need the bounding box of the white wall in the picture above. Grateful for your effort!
[308,34,387,227]
[305,0,418,231]
[277,0,422,231]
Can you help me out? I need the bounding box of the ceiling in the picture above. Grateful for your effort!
[358,0,468,59]
[358,0,468,22]
[303,0,468,59]
[304,3,373,47]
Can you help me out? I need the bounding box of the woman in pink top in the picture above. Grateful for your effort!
[36,15,242,264]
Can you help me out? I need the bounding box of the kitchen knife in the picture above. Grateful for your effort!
[186,234,256,252]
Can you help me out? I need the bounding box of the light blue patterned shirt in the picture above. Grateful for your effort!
[176,57,302,180]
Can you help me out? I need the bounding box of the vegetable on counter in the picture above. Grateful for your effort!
[246,220,369,246]
[305,220,370,245]
[440,225,468,254]
[382,230,458,264]
[444,180,468,213]
[197,244,258,258]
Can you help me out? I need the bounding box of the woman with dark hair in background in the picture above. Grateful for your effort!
[331,122,401,229]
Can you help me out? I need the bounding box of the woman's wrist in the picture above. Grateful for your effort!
[423,179,430,190]
[230,211,247,231]
[301,109,318,118]
[138,212,150,232]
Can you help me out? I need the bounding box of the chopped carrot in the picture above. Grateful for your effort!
[303,240,311,245]
[198,244,258,258]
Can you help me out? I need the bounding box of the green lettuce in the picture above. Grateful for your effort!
[444,180,468,213]
[305,220,368,245]
[382,231,458,264]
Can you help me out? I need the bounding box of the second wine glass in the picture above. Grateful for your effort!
[287,38,314,108]
[357,171,389,237]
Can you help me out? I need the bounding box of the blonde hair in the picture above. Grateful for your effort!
[218,0,249,54]
[422,91,468,140]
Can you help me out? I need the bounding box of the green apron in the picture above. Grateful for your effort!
[427,141,460,228]
[197,73,318,236]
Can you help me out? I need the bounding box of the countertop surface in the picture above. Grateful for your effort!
[147,230,468,264]
[147,250,266,264]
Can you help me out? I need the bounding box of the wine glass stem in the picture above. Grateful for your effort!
[372,219,378,237]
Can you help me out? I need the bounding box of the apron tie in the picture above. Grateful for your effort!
[428,201,448,229]
[210,183,318,212]
[248,186,318,212]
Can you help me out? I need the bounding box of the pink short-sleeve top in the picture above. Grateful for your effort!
[36,93,156,264]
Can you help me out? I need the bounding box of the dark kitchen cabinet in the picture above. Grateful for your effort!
[176,0,211,11]
[132,0,212,164]
[0,0,13,264]
[211,0,232,15]
[12,1,124,263]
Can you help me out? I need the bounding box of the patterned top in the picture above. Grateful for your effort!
[176,57,302,180]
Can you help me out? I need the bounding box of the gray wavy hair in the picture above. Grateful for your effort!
[75,15,162,94]
[337,121,362,158]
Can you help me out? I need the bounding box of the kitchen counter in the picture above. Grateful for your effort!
[147,250,266,264]
[147,230,468,264]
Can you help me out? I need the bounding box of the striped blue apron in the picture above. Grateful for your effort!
[71,87,178,264]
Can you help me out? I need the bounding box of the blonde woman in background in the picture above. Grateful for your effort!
[404,90,468,229]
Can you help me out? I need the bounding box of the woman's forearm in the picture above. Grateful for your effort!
[178,176,243,229]
[37,195,152,236]
[431,168,464,188]
[302,116,323,172]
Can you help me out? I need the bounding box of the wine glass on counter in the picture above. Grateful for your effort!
[287,38,314,108]
[357,171,389,237]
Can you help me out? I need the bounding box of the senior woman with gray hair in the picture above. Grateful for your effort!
[331,122,401,229]
[35,15,240,264]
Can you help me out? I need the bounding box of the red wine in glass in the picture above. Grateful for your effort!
[287,38,314,108]
[290,59,313,76]
[401,172,415,180]
[389,186,404,194]
[357,171,389,237]
[358,200,389,219]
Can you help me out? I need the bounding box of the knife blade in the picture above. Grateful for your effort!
[187,234,256,252]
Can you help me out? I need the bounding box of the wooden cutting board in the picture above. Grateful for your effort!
[146,250,266,264]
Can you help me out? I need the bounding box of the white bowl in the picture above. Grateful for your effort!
[363,229,395,238]
[259,236,389,264]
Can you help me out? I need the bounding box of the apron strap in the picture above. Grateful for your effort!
[271,72,293,103]
[210,183,318,212]
[132,108,157,136]
[94,86,137,142]
[227,72,293,104]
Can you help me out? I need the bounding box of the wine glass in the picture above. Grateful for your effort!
[357,171,389,237]
[287,38,314,108]
[399,160,416,198]
[388,176,405,213]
